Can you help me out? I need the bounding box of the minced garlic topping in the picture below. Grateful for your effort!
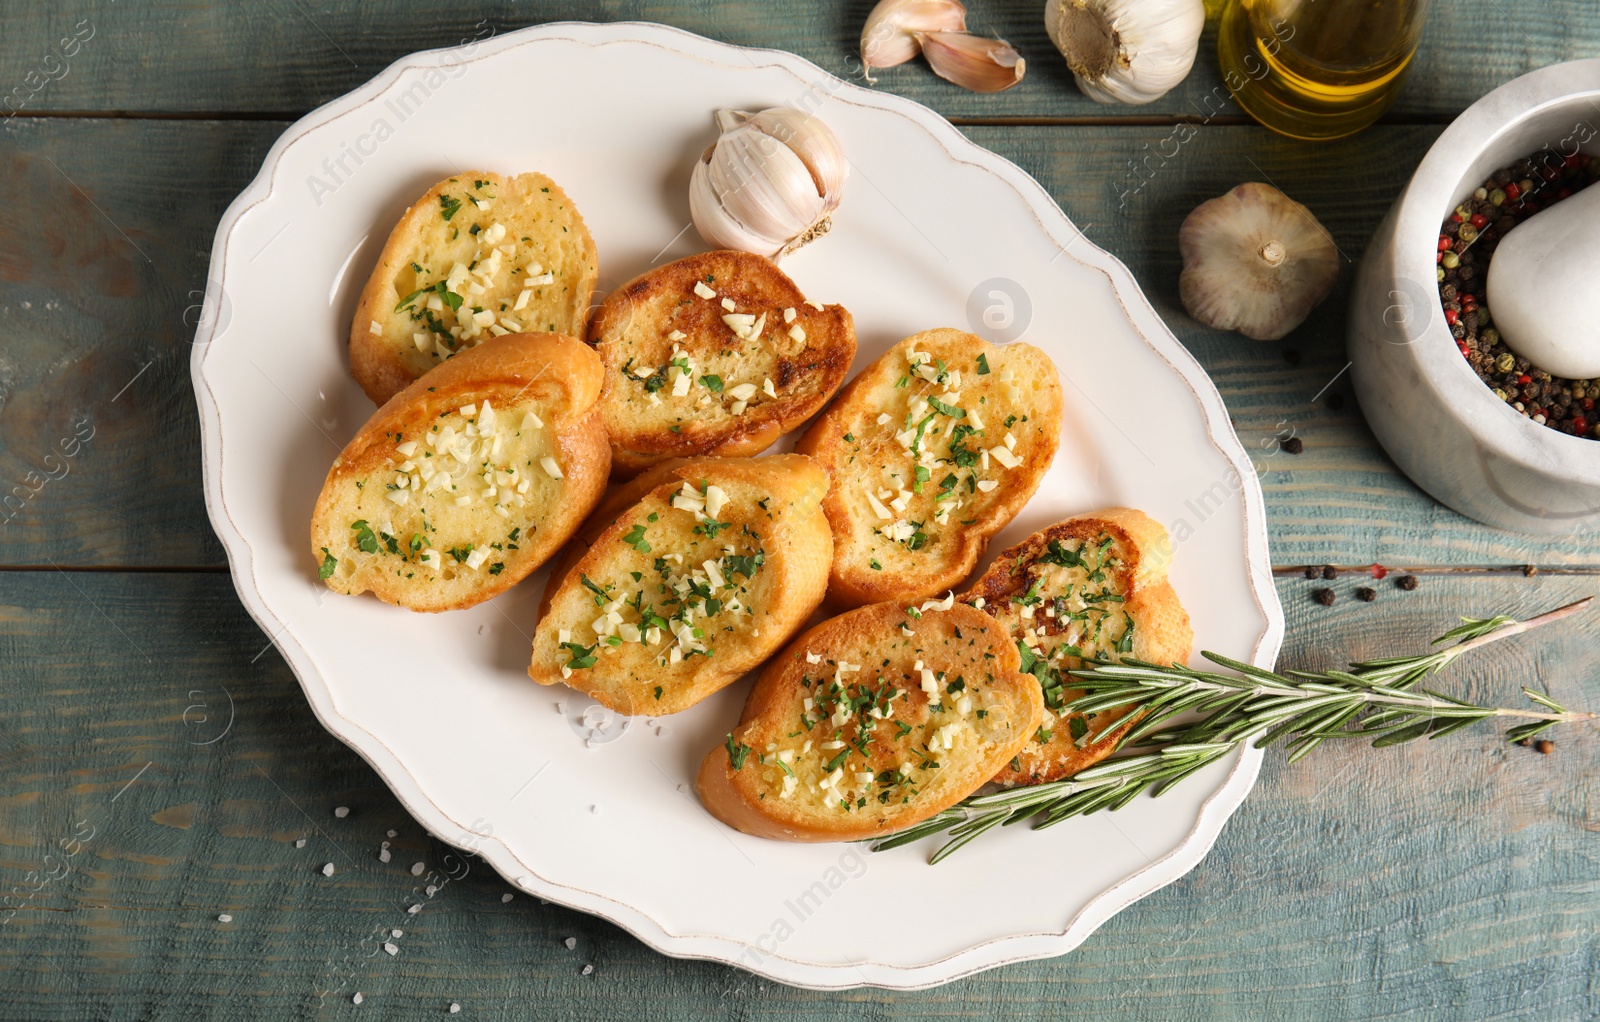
[556,480,767,678]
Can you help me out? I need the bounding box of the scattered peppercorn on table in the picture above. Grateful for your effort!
[3,3,1599,1017]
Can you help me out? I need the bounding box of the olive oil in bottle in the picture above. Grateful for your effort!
[1218,0,1432,141]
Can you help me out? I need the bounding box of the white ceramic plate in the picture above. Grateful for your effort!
[192,21,1283,990]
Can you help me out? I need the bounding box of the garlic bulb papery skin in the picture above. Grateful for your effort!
[1485,181,1600,380]
[1179,183,1340,341]
[918,31,1027,93]
[861,0,968,82]
[1045,0,1205,105]
[689,107,848,261]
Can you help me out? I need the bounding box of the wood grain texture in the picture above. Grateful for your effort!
[2,117,1594,569]
[1,1,1597,123]
[1,571,1597,1018]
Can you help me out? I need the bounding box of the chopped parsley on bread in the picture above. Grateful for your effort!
[962,508,1193,787]
[529,455,833,715]
[350,171,598,405]
[795,328,1063,607]
[586,250,855,477]
[311,332,609,612]
[696,599,1043,842]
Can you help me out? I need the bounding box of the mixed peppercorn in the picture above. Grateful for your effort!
[1437,151,1600,439]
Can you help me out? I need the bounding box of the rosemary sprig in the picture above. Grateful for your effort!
[873,598,1595,864]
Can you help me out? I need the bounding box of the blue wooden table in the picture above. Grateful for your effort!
[2,2,1598,1018]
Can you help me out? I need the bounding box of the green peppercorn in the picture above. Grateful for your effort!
[1495,353,1516,374]
[1493,388,1509,401]
[1489,188,1506,205]
[1459,225,1479,243]
[1436,266,1446,282]
[1441,251,1460,269]
[1482,327,1500,346]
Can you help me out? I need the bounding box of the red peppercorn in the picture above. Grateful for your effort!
[1584,398,1595,412]
[1452,211,1465,222]
[1532,407,1547,418]
[1370,564,1388,580]
[1518,374,1532,385]
[1470,214,1488,228]
[1458,342,1471,357]
[1565,153,1582,168]
[1523,201,1541,214]
[1557,187,1573,200]
[1438,234,1452,252]
[1505,182,1522,199]
[1574,417,1590,434]
[1444,308,1459,326]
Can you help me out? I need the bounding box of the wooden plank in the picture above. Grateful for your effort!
[2,116,1594,568]
[0,1,1595,122]
[2,570,1597,1016]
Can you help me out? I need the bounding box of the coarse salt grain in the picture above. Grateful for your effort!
[217,914,232,923]
[411,862,425,876]
[352,992,363,1005]
[564,937,577,949]
[295,839,306,848]
[334,806,349,818]
[408,904,422,914]
[384,942,399,957]
[582,964,594,976]
[322,863,335,877]
[451,1005,461,1014]
[502,893,514,903]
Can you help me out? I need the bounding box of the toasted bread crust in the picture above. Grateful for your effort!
[962,508,1192,787]
[351,171,598,405]
[697,601,1044,842]
[529,455,832,715]
[795,328,1063,608]
[311,333,609,612]
[587,251,855,477]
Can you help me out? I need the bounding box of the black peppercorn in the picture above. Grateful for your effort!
[1313,588,1335,606]
[1356,587,1376,602]
[1397,574,1418,590]
[1303,566,1320,580]
[1282,437,1304,455]
[1536,739,1555,755]
[1321,565,1338,580]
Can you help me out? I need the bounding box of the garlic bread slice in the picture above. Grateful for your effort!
[962,508,1192,787]
[350,171,598,405]
[795,328,1063,607]
[311,332,608,612]
[697,599,1043,842]
[587,250,855,477]
[529,455,832,715]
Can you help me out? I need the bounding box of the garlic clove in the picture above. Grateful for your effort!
[1044,0,1204,106]
[732,108,848,212]
[1178,182,1340,341]
[689,107,848,261]
[861,0,969,79]
[917,31,1026,94]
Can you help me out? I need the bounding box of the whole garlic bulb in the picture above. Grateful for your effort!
[1044,0,1205,105]
[1179,183,1340,341]
[689,107,848,261]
